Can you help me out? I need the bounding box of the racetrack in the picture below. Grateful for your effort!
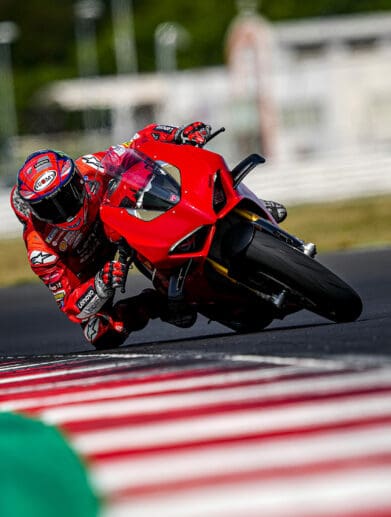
[0,247,390,357]
[1,247,391,516]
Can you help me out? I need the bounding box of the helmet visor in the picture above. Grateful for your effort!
[29,170,85,224]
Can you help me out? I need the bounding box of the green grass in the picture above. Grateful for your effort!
[281,194,391,252]
[0,237,36,287]
[0,194,390,287]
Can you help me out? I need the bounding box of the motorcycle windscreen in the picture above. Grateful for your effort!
[102,147,181,221]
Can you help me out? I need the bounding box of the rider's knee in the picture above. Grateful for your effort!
[82,314,127,349]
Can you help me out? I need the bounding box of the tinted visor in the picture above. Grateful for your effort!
[30,170,85,224]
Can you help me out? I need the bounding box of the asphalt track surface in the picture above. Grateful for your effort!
[0,247,390,358]
[1,246,391,516]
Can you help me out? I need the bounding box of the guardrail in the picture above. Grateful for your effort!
[245,150,391,205]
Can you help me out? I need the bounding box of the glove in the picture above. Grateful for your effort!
[95,260,127,299]
[175,122,211,146]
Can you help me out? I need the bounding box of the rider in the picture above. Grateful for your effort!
[10,122,287,349]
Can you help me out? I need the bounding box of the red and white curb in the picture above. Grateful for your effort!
[1,352,391,517]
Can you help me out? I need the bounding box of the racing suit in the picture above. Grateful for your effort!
[10,124,196,349]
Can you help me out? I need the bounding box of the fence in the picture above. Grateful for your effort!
[244,149,391,205]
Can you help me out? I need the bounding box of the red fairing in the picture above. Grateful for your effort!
[101,140,256,271]
[98,138,275,311]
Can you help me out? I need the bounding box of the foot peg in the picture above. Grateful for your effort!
[302,242,317,258]
[264,200,288,224]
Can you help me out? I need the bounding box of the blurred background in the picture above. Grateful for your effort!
[1,0,391,268]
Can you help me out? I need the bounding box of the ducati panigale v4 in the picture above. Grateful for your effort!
[100,128,362,333]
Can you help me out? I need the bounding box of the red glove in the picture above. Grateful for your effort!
[176,122,211,146]
[148,122,211,147]
[95,260,127,298]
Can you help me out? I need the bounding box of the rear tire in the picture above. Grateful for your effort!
[242,230,362,323]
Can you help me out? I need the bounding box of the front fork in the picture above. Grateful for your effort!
[234,208,317,257]
[207,208,317,311]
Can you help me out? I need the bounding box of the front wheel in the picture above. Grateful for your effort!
[241,230,362,323]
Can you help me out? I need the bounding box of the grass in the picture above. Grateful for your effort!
[281,194,391,252]
[0,194,390,287]
[0,237,36,287]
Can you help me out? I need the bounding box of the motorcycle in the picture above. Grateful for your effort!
[99,128,362,333]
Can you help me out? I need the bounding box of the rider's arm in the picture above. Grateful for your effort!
[133,122,211,146]
[10,186,31,226]
[25,231,125,324]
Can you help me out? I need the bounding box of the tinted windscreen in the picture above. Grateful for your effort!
[103,148,180,219]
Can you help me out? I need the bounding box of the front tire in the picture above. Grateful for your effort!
[241,230,362,323]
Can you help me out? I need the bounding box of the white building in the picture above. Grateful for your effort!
[32,8,391,206]
[227,9,391,161]
[39,10,391,163]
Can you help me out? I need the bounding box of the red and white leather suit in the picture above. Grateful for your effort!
[10,123,200,348]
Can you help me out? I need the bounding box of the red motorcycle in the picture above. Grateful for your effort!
[100,128,362,332]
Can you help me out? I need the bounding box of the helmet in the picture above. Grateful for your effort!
[17,149,87,230]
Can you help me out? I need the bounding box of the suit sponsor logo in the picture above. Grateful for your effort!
[46,228,59,244]
[30,251,58,265]
[54,289,66,308]
[48,281,62,291]
[81,155,104,172]
[111,145,126,156]
[76,287,96,311]
[84,317,100,342]
[155,125,175,133]
[59,240,68,252]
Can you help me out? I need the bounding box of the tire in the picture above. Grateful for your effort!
[242,230,362,323]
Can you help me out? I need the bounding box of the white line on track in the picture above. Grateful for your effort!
[0,359,78,372]
[37,368,391,424]
[103,466,391,517]
[0,362,382,414]
[0,362,244,395]
[0,361,156,384]
[72,391,391,454]
[92,424,391,494]
[4,366,390,413]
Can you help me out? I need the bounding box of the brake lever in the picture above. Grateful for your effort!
[204,127,225,145]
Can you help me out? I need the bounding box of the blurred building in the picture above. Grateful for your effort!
[226,8,391,163]
[36,10,391,164]
[18,9,390,206]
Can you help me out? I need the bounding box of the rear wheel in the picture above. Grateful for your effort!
[241,230,362,323]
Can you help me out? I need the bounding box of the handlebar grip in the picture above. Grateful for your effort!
[117,240,134,294]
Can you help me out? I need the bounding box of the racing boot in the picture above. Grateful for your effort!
[142,288,197,328]
[159,299,197,328]
[82,289,166,350]
[263,200,288,223]
[112,289,164,333]
[115,288,197,330]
